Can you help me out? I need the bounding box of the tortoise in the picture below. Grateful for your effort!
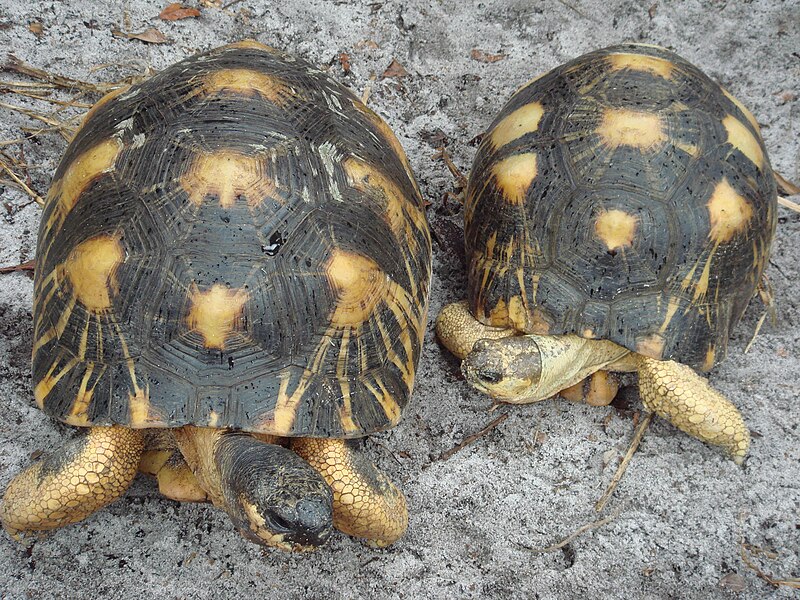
[0,41,431,551]
[436,43,778,463]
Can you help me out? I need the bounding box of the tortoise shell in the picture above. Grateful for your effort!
[32,42,432,438]
[466,43,776,371]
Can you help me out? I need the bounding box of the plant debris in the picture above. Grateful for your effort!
[0,259,36,274]
[519,505,624,554]
[28,21,44,37]
[381,59,409,78]
[111,27,170,44]
[470,48,507,63]
[338,52,351,75]
[438,413,508,461]
[159,3,202,21]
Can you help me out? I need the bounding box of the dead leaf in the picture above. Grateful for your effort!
[28,21,44,37]
[382,59,409,79]
[470,48,507,63]
[776,347,788,357]
[356,39,379,50]
[0,259,36,274]
[338,52,351,75]
[112,27,170,44]
[718,573,747,592]
[159,3,201,21]
[648,3,657,18]
[199,0,221,6]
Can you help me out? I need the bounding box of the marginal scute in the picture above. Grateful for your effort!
[722,115,764,170]
[606,52,674,79]
[48,138,123,225]
[597,108,666,150]
[83,85,131,124]
[707,178,754,243]
[594,209,638,251]
[180,150,276,208]
[61,235,125,312]
[186,284,250,349]
[722,87,761,133]
[491,102,545,149]
[492,153,537,204]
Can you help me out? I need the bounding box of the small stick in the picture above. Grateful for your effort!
[6,89,93,108]
[438,413,508,461]
[774,172,800,196]
[0,259,36,274]
[432,147,468,190]
[778,196,800,214]
[361,73,376,105]
[522,505,623,554]
[740,541,800,589]
[0,160,44,205]
[594,412,654,513]
[4,55,110,94]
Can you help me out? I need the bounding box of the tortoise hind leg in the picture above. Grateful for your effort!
[637,357,750,463]
[291,437,407,547]
[0,426,144,536]
[139,432,208,503]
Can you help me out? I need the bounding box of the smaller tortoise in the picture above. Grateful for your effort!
[437,43,779,463]
[1,42,431,550]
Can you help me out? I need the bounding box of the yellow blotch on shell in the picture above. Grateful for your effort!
[49,138,123,218]
[326,250,388,327]
[606,52,674,79]
[491,153,538,204]
[594,209,638,251]
[186,284,250,349]
[180,150,276,208]
[62,235,125,312]
[490,102,545,149]
[722,115,764,170]
[597,108,667,150]
[202,69,294,105]
[707,178,754,244]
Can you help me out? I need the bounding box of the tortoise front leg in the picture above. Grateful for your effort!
[435,300,515,359]
[291,438,407,547]
[1,426,144,536]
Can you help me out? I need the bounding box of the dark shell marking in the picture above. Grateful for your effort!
[33,42,432,437]
[466,43,776,370]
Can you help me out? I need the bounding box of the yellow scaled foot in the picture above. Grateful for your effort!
[1,426,144,535]
[291,437,407,547]
[637,358,750,463]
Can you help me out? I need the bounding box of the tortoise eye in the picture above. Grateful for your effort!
[476,369,503,384]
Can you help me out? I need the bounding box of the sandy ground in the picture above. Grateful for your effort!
[0,0,798,598]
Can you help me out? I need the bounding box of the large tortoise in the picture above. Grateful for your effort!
[0,41,431,551]
[437,43,777,462]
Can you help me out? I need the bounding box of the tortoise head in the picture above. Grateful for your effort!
[215,434,333,551]
[462,336,545,402]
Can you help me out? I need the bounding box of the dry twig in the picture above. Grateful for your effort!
[740,541,800,589]
[438,413,508,461]
[595,412,654,512]
[521,505,624,554]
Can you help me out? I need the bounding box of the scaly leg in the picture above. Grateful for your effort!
[1,426,143,536]
[637,358,750,463]
[435,300,515,359]
[291,438,407,547]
